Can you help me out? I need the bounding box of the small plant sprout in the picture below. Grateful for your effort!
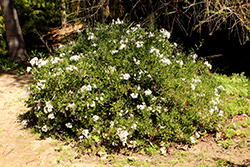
[204,61,212,69]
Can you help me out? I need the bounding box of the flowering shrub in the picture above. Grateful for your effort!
[24,19,226,151]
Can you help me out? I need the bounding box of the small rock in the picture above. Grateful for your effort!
[176,144,188,151]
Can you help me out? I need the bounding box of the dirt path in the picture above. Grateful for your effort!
[0,73,98,167]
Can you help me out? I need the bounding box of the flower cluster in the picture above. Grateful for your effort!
[24,19,226,151]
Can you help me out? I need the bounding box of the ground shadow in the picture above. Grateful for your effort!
[171,28,250,78]
[196,31,250,77]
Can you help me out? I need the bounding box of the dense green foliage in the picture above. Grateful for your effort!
[0,12,7,56]
[0,0,63,55]
[23,21,228,152]
[15,0,62,34]
[1,0,249,58]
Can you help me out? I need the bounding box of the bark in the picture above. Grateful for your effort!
[61,0,67,27]
[0,0,30,62]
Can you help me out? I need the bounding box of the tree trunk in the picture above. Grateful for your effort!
[61,0,67,27]
[0,0,30,62]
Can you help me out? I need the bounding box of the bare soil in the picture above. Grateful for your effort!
[0,73,250,167]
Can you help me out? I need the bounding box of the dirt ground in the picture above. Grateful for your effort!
[0,73,250,167]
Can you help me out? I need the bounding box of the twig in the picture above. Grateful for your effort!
[34,29,53,54]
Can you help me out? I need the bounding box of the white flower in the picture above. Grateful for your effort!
[119,110,123,116]
[191,84,196,90]
[145,89,152,96]
[217,85,225,91]
[160,28,171,39]
[195,132,200,138]
[108,66,116,74]
[190,54,198,60]
[209,108,215,115]
[36,80,46,90]
[133,57,140,65]
[26,67,32,73]
[190,136,196,144]
[113,18,123,24]
[210,98,220,105]
[119,44,127,50]
[87,32,95,40]
[128,140,137,148]
[122,73,130,80]
[92,43,97,47]
[59,53,65,57]
[160,58,171,65]
[131,27,138,32]
[82,129,89,139]
[218,110,223,117]
[42,125,48,132]
[93,115,99,122]
[66,65,78,71]
[111,50,119,54]
[176,60,183,67]
[197,93,205,97]
[160,125,165,129]
[81,85,92,92]
[204,61,212,69]
[131,123,137,130]
[130,93,138,99]
[110,121,115,129]
[21,120,28,126]
[30,57,38,66]
[44,101,53,113]
[137,102,146,110]
[70,55,80,61]
[90,101,95,107]
[37,59,48,68]
[117,128,129,146]
[58,44,65,48]
[152,96,157,101]
[86,85,92,91]
[149,47,160,54]
[193,75,202,83]
[51,57,63,64]
[135,41,144,48]
[66,103,75,110]
[65,122,72,128]
[138,69,143,75]
[48,113,55,119]
[148,32,155,38]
